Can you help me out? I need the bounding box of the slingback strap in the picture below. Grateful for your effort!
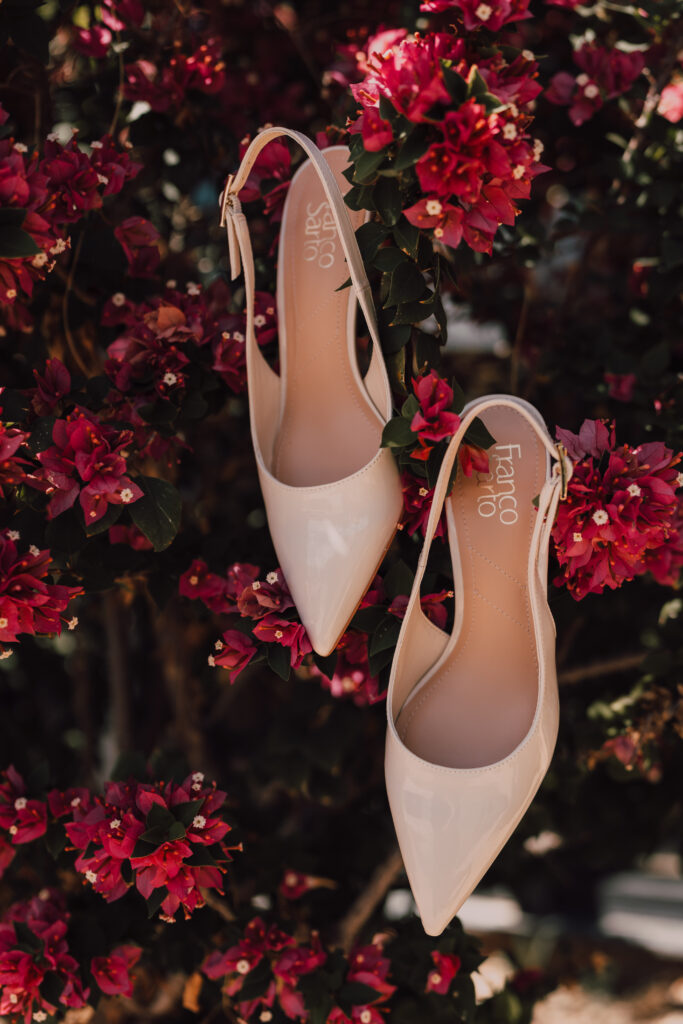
[218,127,382,355]
[417,396,573,580]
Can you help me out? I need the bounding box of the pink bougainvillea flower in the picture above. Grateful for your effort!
[404,197,464,248]
[389,589,451,630]
[314,631,385,706]
[0,532,82,644]
[348,105,394,151]
[604,372,636,403]
[459,442,490,477]
[400,472,447,539]
[91,945,141,996]
[0,894,90,1021]
[252,613,312,668]
[180,559,260,615]
[0,836,14,880]
[237,136,292,223]
[0,766,48,845]
[425,951,461,993]
[0,423,30,497]
[65,774,237,921]
[33,408,143,523]
[0,139,69,304]
[114,216,161,277]
[73,25,113,58]
[409,371,461,458]
[552,420,683,598]
[211,629,258,681]
[87,133,142,196]
[100,0,145,30]
[29,357,71,415]
[658,81,683,123]
[236,568,294,619]
[40,132,104,222]
[547,45,645,125]
[420,0,532,32]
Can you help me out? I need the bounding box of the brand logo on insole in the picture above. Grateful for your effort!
[476,443,520,525]
[303,201,336,269]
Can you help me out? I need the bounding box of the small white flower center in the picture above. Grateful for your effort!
[584,83,599,99]
[425,199,442,216]
[0,618,8,629]
[512,164,526,179]
[9,825,18,835]
[9,994,18,1004]
[628,483,641,497]
[433,226,444,238]
[252,581,261,590]
[29,545,40,557]
[232,331,245,343]
[14,797,27,810]
[592,509,609,525]
[285,872,299,886]
[236,959,251,975]
[475,2,492,19]
[360,1012,372,1024]
[274,630,284,639]
[186,282,201,295]
[266,571,279,584]
[208,654,216,667]
[67,616,78,630]
[192,815,207,829]
[189,575,199,586]
[110,818,121,829]
[215,639,224,650]
[254,315,266,327]
[7,531,20,541]
[419,487,429,497]
[85,869,98,884]
[430,972,442,985]
[502,123,518,140]
[120,488,134,503]
[111,292,126,306]
[163,372,178,386]
[573,532,583,543]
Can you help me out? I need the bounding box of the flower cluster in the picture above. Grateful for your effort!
[547,44,646,125]
[64,773,238,921]
[0,531,81,649]
[40,130,141,223]
[32,408,143,524]
[348,30,546,253]
[420,0,532,33]
[410,370,461,460]
[0,890,90,1022]
[0,139,68,307]
[0,424,30,497]
[425,950,461,994]
[551,420,683,599]
[203,917,326,1021]
[0,766,47,845]
[203,922,395,1024]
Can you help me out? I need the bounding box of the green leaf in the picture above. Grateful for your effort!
[378,94,397,122]
[355,221,390,264]
[174,799,205,827]
[14,919,43,955]
[394,125,430,171]
[401,394,419,419]
[350,606,386,632]
[85,501,122,537]
[373,246,407,272]
[26,416,55,456]
[344,184,375,213]
[353,148,387,185]
[0,224,40,258]
[167,821,186,841]
[45,823,66,860]
[381,417,415,449]
[393,218,420,259]
[374,177,402,226]
[378,308,412,354]
[238,959,273,1002]
[338,982,386,1014]
[368,615,401,657]
[187,845,218,866]
[129,476,182,552]
[145,887,167,918]
[464,415,496,449]
[140,825,171,845]
[383,559,414,599]
[146,802,176,830]
[442,64,468,104]
[267,642,291,681]
[386,261,426,307]
[390,293,436,325]
[312,650,338,678]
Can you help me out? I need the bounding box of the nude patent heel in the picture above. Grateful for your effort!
[219,130,402,656]
[384,394,573,935]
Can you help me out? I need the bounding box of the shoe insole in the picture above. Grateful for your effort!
[272,148,383,487]
[397,406,546,769]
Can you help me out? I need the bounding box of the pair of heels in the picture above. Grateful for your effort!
[219,129,573,936]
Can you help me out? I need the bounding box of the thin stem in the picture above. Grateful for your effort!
[108,40,125,138]
[558,651,644,686]
[61,229,91,375]
[334,847,404,953]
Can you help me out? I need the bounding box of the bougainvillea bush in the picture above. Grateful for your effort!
[0,0,682,1020]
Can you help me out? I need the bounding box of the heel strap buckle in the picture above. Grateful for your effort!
[218,173,239,227]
